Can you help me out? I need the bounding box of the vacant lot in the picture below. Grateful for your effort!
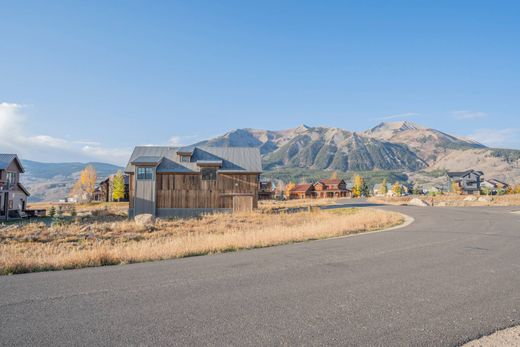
[0,203,402,275]
[369,194,520,207]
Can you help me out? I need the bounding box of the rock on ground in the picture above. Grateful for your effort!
[478,196,493,202]
[408,198,429,207]
[134,214,155,228]
[464,196,478,202]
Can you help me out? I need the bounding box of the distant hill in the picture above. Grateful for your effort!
[21,160,123,202]
[196,121,520,185]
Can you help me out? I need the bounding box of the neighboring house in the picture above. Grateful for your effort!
[289,184,315,199]
[0,154,30,220]
[313,179,352,198]
[125,146,262,218]
[447,170,484,194]
[481,179,510,194]
[98,174,130,202]
[258,181,274,200]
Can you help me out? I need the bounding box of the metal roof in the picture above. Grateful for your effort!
[131,156,164,165]
[125,146,262,174]
[447,170,484,178]
[291,184,314,192]
[0,154,24,172]
[17,182,30,196]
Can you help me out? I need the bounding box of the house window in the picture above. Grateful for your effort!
[201,168,217,181]
[180,155,191,163]
[137,167,153,180]
[6,172,16,188]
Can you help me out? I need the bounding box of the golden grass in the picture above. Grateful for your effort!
[258,198,336,213]
[0,208,402,275]
[368,194,520,207]
[28,201,129,215]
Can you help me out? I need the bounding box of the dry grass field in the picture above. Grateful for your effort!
[368,194,520,207]
[0,202,402,275]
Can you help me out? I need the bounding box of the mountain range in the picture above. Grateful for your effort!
[196,121,520,185]
[21,121,520,201]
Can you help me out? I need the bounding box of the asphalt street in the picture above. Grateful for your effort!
[1,201,520,346]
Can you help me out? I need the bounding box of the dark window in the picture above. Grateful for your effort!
[137,167,153,180]
[6,172,16,188]
[180,155,191,163]
[201,168,217,181]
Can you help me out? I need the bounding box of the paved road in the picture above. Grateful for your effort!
[2,202,520,346]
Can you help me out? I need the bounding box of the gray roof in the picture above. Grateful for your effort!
[131,156,164,165]
[125,146,262,174]
[447,170,483,178]
[0,154,24,172]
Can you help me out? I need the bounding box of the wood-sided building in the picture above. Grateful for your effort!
[125,146,262,218]
[313,179,351,198]
[289,184,315,199]
[0,154,30,221]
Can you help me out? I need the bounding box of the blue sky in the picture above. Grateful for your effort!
[1,0,519,164]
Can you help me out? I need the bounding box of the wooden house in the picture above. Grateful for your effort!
[447,170,484,195]
[289,184,315,199]
[0,154,30,221]
[125,146,262,218]
[258,181,274,200]
[313,179,351,198]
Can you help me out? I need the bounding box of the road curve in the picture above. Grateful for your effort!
[1,201,520,346]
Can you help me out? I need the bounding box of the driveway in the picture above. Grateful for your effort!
[1,201,520,346]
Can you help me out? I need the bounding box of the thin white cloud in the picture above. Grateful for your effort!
[452,110,488,120]
[0,102,132,165]
[168,135,200,147]
[375,112,420,121]
[467,128,520,148]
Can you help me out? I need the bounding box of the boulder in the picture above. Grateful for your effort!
[463,196,477,202]
[135,214,155,228]
[478,196,492,202]
[408,198,429,207]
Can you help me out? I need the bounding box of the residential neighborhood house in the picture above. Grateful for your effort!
[447,170,484,194]
[0,154,30,220]
[289,183,315,199]
[481,178,510,194]
[258,181,274,200]
[313,178,352,198]
[125,146,262,218]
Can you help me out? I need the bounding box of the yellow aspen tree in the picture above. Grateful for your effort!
[451,181,462,195]
[330,171,338,179]
[352,175,364,197]
[112,170,126,202]
[80,165,97,201]
[392,182,402,196]
[285,182,296,198]
[380,178,388,195]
